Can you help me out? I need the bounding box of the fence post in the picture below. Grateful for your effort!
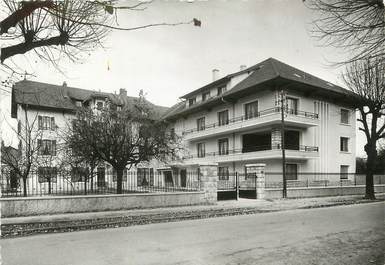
[199,163,218,203]
[245,164,266,199]
[236,172,239,201]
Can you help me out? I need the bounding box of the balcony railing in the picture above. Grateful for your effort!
[183,144,319,160]
[183,107,319,135]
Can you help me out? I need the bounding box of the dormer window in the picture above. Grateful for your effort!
[217,86,226,96]
[188,97,196,107]
[96,101,104,110]
[202,91,210,102]
[75,101,82,107]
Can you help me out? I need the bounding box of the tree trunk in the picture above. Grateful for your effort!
[84,175,87,195]
[116,168,124,194]
[365,143,376,200]
[22,176,27,197]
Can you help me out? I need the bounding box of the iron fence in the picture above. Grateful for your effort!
[217,172,385,191]
[264,173,385,189]
[0,169,201,197]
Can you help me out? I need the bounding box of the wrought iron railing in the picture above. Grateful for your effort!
[0,170,201,197]
[183,107,319,135]
[183,144,319,160]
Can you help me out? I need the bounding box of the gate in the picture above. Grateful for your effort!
[217,172,257,200]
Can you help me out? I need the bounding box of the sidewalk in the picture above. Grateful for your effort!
[3,194,384,225]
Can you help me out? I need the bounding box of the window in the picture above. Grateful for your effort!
[197,143,205,158]
[197,117,205,131]
[97,167,106,187]
[218,110,229,126]
[38,116,55,130]
[340,137,349,152]
[188,97,196,107]
[217,86,226,96]
[218,166,229,180]
[71,167,89,182]
[96,101,104,110]
[112,168,128,182]
[286,164,298,180]
[340,109,350,124]
[137,168,153,186]
[286,97,298,114]
[75,101,82,107]
[218,138,229,155]
[244,100,258,120]
[202,91,210,101]
[170,128,176,140]
[37,139,57,156]
[38,167,57,183]
[340,165,349,180]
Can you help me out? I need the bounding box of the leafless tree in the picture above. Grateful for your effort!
[343,58,385,199]
[1,104,42,196]
[67,95,181,194]
[307,0,385,64]
[0,0,201,76]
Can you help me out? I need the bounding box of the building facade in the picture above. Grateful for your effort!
[5,58,357,195]
[7,80,170,195]
[163,58,356,183]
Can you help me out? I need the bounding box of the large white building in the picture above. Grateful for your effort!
[162,58,356,183]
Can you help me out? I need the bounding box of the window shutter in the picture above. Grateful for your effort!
[38,116,42,130]
[52,140,57,156]
[37,139,42,155]
[51,117,55,130]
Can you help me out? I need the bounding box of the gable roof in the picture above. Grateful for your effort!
[163,58,356,120]
[12,80,169,119]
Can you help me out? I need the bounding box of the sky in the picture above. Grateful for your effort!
[0,0,366,155]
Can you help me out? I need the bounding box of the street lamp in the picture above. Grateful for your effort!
[280,90,287,198]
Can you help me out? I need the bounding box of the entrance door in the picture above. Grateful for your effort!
[180,169,187,187]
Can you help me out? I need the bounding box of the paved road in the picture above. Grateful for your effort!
[1,202,384,265]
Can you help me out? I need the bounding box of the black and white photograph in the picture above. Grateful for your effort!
[0,0,384,264]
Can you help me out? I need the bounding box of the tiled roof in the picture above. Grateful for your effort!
[12,80,169,119]
[163,58,354,120]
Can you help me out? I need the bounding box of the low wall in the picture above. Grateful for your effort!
[1,191,206,217]
[265,185,385,199]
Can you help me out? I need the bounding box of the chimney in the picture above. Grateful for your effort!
[212,69,219,81]
[119,88,127,97]
[240,65,247,71]
[62,81,67,87]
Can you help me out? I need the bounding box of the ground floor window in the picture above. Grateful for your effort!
[286,163,298,180]
[97,167,106,187]
[137,168,154,186]
[218,166,229,180]
[38,167,57,183]
[71,167,89,182]
[340,165,349,179]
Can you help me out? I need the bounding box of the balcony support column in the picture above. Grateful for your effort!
[245,163,266,199]
[199,163,218,203]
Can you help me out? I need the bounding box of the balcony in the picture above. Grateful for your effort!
[182,144,319,165]
[183,107,319,141]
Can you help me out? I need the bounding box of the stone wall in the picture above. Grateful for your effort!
[1,191,206,217]
[265,185,385,199]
